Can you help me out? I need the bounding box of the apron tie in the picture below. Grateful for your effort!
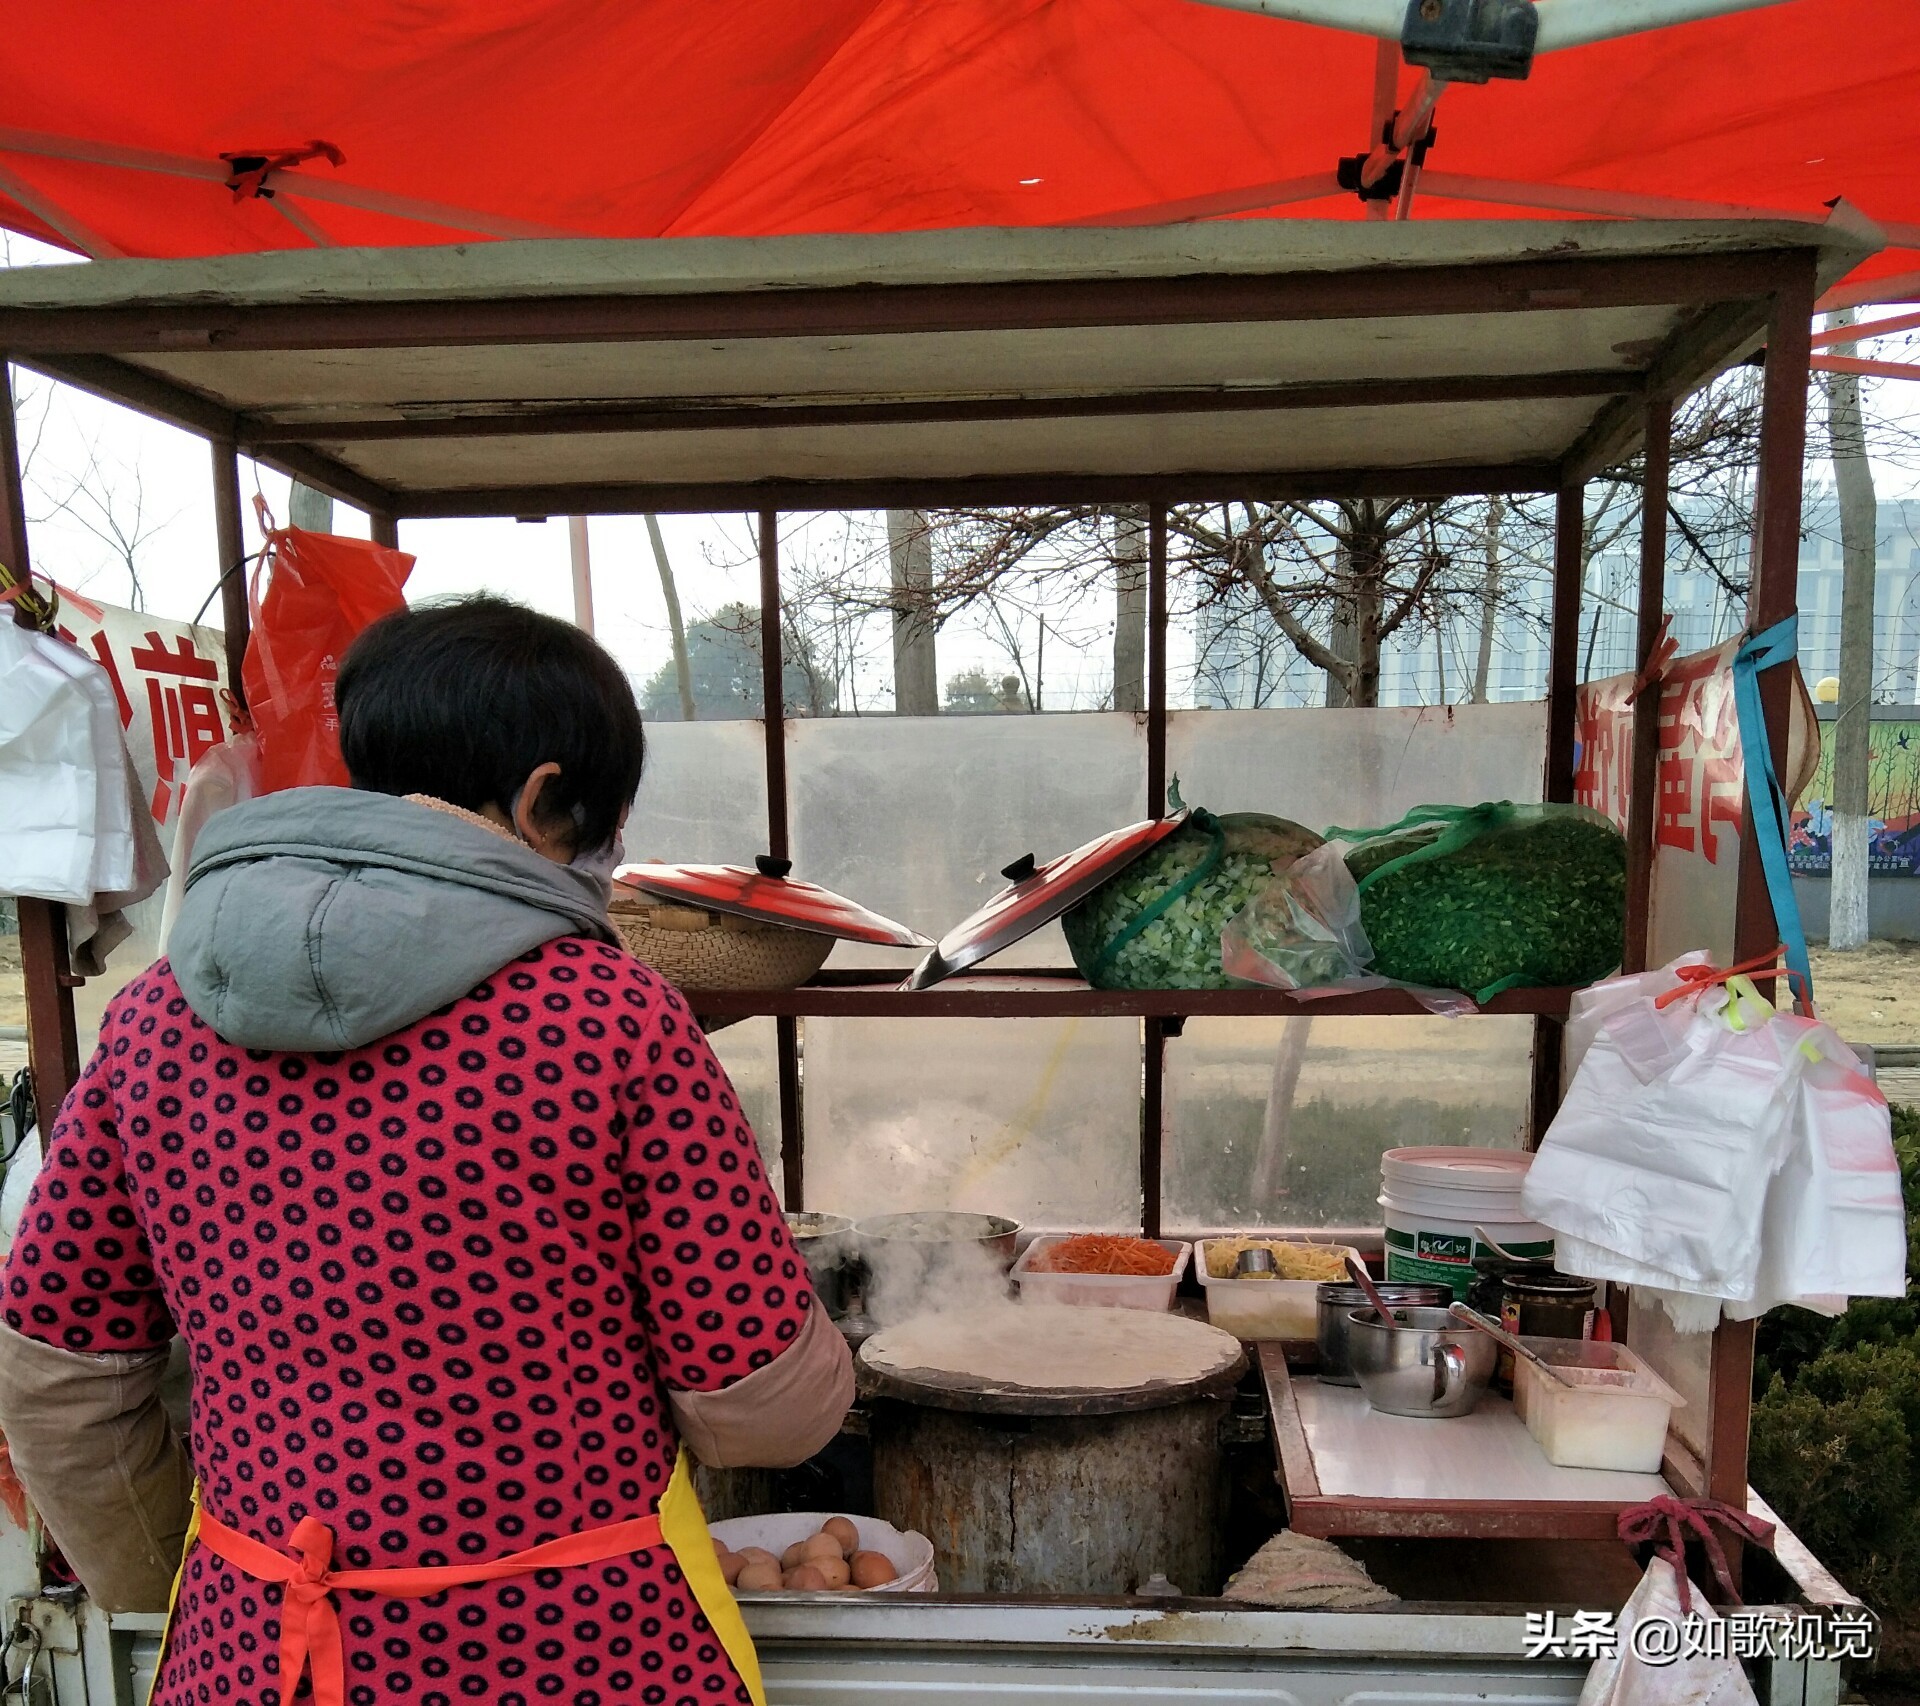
[195,1504,665,1706]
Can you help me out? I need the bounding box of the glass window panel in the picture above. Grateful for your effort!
[787,713,1149,968]
[1164,702,1547,830]
[705,1016,784,1206]
[1163,1014,1532,1235]
[802,1015,1140,1229]
[630,720,771,863]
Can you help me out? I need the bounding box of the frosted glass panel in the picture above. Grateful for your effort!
[787,713,1149,967]
[803,1015,1140,1229]
[705,1017,784,1205]
[629,720,771,864]
[1163,1014,1532,1233]
[1164,703,1547,831]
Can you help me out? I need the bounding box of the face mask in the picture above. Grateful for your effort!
[571,830,625,886]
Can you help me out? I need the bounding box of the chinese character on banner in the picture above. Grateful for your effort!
[54,588,234,838]
[1574,639,1820,967]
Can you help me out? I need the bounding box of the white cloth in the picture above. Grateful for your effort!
[1578,1558,1757,1706]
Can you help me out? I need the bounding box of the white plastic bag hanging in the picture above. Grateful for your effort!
[1523,960,1806,1308]
[1577,1556,1757,1706]
[158,732,263,953]
[1725,1027,1907,1320]
[0,622,107,904]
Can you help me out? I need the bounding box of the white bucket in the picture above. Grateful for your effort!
[708,1511,938,1594]
[1378,1146,1553,1300]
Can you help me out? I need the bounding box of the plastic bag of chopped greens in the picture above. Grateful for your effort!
[1061,793,1322,990]
[1220,842,1373,990]
[1335,801,1626,1003]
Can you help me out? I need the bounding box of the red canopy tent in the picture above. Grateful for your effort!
[1,0,1916,315]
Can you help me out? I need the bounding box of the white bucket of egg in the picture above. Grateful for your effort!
[1379,1146,1552,1300]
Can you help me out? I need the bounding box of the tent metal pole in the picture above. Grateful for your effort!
[1623,394,1672,973]
[759,509,803,1209]
[3,359,82,1121]
[210,439,250,704]
[1529,479,1585,1142]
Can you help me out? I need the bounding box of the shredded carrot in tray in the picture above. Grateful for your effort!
[1028,1234,1177,1276]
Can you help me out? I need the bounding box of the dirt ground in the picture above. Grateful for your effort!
[0,935,22,1031]
[1807,941,1920,1045]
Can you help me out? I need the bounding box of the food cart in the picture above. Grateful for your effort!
[0,214,1882,1703]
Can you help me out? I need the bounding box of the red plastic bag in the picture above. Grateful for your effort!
[241,513,412,793]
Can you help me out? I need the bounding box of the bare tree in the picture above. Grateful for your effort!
[35,438,177,611]
[645,514,697,722]
[1112,507,1147,712]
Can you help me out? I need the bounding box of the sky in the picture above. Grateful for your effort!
[6,229,1917,714]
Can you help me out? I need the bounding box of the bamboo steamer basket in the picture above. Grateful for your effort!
[608,895,834,990]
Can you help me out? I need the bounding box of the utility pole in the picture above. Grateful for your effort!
[887,510,939,715]
[1826,308,1880,951]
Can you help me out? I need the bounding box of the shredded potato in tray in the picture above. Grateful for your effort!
[1204,1239,1349,1281]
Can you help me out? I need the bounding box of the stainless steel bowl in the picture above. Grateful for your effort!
[853,1211,1020,1319]
[785,1212,855,1319]
[1314,1282,1452,1385]
[1345,1305,1497,1418]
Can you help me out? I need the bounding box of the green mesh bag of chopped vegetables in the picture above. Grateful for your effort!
[1062,799,1322,990]
[1334,801,1626,1002]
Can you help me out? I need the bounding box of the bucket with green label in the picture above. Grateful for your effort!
[1379,1147,1552,1301]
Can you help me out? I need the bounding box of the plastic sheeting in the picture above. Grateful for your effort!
[0,0,1914,296]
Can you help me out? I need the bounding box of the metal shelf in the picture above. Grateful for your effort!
[683,969,1577,1021]
[1260,1345,1671,1542]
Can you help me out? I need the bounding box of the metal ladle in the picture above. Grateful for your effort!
[1447,1301,1576,1387]
[1344,1253,1404,1331]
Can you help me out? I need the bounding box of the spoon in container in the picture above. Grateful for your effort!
[1447,1302,1576,1387]
[1344,1253,1404,1331]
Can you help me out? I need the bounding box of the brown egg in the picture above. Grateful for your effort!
[734,1561,782,1593]
[809,1555,851,1590]
[801,1532,845,1562]
[780,1541,813,1571]
[784,1564,830,1591]
[849,1550,897,1589]
[713,1536,730,1557]
[737,1548,780,1571]
[821,1516,860,1554]
[718,1551,746,1586]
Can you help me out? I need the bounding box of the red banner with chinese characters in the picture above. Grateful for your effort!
[1576,640,1819,964]
[54,588,234,837]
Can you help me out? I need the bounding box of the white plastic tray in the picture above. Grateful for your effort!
[1511,1337,1685,1473]
[1011,1235,1190,1310]
[1195,1239,1362,1339]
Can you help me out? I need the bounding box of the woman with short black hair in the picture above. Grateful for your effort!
[0,596,851,1706]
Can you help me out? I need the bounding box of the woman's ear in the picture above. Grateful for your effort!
[512,761,570,861]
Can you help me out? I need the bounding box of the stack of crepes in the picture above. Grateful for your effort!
[1224,1532,1396,1609]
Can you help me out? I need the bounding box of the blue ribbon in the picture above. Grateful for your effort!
[1730,615,1814,1010]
